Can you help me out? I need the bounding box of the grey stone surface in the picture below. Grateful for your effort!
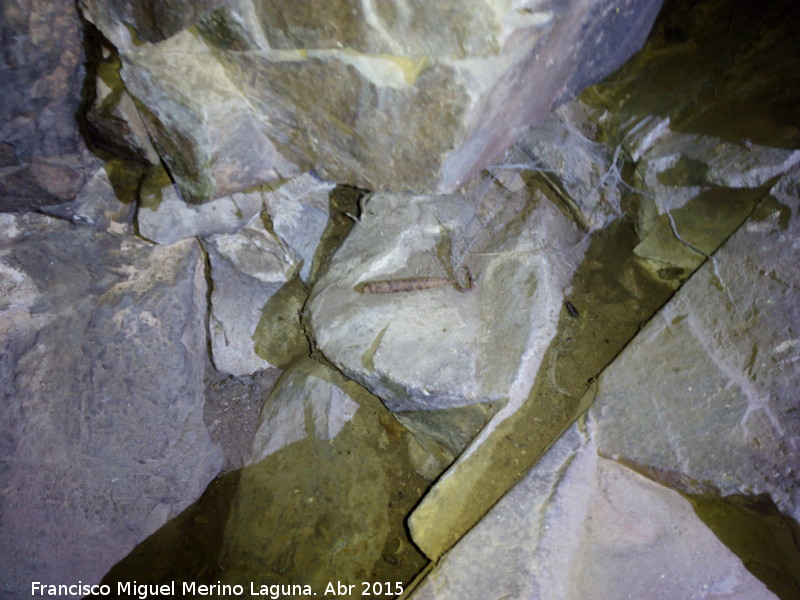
[79,0,225,44]
[410,164,800,600]
[221,358,428,594]
[248,359,361,464]
[1,0,103,211]
[137,167,265,245]
[307,187,584,413]
[595,168,800,522]
[38,165,138,235]
[263,172,335,282]
[117,29,304,202]
[0,212,221,599]
[409,421,778,600]
[494,100,626,232]
[204,211,296,375]
[80,0,663,199]
[85,47,161,165]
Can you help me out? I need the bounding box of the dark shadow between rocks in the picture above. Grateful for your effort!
[583,0,800,150]
[687,493,800,600]
[87,470,241,598]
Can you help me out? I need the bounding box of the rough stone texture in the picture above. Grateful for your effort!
[247,359,361,464]
[406,0,800,585]
[262,172,335,282]
[204,211,296,375]
[409,421,778,600]
[113,28,305,202]
[79,0,664,200]
[79,0,225,44]
[137,167,265,245]
[38,163,139,235]
[307,188,584,413]
[411,166,800,599]
[84,45,161,165]
[221,359,429,595]
[1,0,103,211]
[594,168,800,524]
[581,0,800,217]
[0,210,221,599]
[199,173,334,376]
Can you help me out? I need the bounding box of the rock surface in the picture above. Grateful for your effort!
[137,167,265,245]
[594,169,800,524]
[495,100,627,232]
[404,0,800,565]
[409,167,800,598]
[409,421,779,600]
[307,188,585,413]
[79,0,664,199]
[221,359,428,595]
[1,0,103,211]
[201,173,334,375]
[262,173,336,282]
[204,211,295,375]
[0,206,221,598]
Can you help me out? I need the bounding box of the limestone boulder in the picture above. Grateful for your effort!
[201,173,335,375]
[137,167,265,245]
[306,184,585,476]
[412,164,800,599]
[79,0,664,199]
[306,187,585,413]
[79,0,225,44]
[594,168,800,525]
[0,211,221,599]
[115,29,304,202]
[221,359,429,593]
[262,172,336,282]
[38,163,139,235]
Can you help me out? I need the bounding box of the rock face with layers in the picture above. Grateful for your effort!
[0,199,221,598]
[79,0,664,200]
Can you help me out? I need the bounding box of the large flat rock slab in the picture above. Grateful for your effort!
[0,212,221,598]
[593,170,800,522]
[407,160,800,600]
[409,421,778,600]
